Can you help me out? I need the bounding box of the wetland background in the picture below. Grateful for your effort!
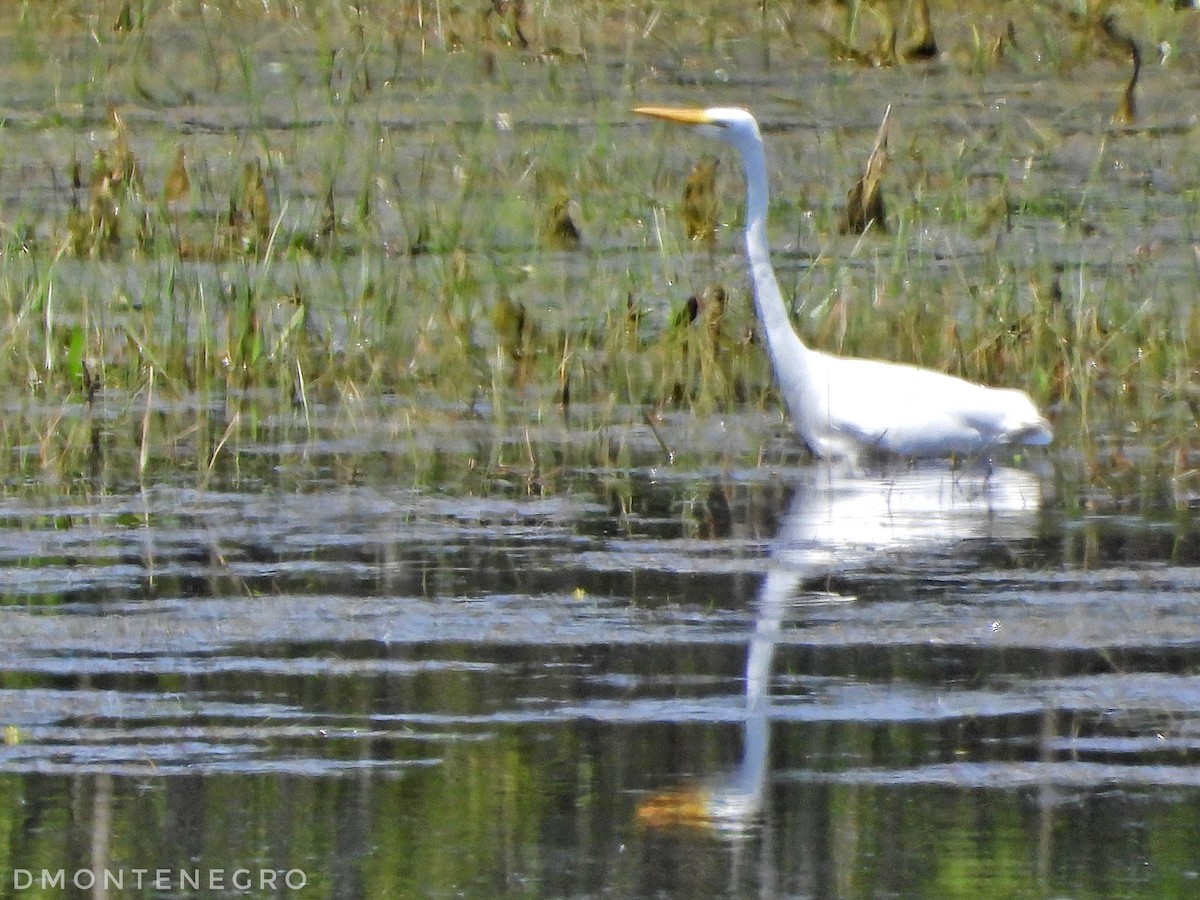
[1,0,1200,896]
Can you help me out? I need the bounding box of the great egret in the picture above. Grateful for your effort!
[634,106,1053,461]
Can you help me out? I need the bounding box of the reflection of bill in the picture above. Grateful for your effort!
[636,464,1042,834]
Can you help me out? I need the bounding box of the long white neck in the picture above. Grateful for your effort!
[734,132,824,450]
[738,138,800,346]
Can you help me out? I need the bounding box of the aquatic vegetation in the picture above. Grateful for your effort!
[0,7,1199,894]
[0,0,1193,505]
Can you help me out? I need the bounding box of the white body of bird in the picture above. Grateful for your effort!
[635,105,1053,461]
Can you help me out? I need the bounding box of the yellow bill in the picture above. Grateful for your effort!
[633,106,715,125]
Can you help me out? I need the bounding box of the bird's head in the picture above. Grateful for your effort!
[634,106,761,148]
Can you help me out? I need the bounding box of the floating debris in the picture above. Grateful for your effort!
[319,184,338,239]
[988,20,1018,64]
[1103,15,1141,125]
[484,0,529,50]
[681,157,719,242]
[671,294,701,329]
[541,193,582,248]
[902,0,938,61]
[839,105,891,234]
[491,292,533,362]
[243,159,272,242]
[819,0,938,67]
[163,144,190,206]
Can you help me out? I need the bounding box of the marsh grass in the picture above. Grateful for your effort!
[0,0,1196,508]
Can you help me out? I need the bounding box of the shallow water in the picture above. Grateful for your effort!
[3,4,1200,898]
[6,424,1200,897]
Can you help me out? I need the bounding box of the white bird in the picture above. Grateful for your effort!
[634,106,1053,461]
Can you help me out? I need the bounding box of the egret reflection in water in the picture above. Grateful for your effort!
[637,464,1043,834]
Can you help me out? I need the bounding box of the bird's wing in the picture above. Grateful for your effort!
[818,356,1011,455]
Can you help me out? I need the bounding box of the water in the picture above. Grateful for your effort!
[5,429,1200,897]
[3,5,1200,898]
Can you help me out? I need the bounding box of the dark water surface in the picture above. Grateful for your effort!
[2,4,1200,899]
[5,422,1200,898]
